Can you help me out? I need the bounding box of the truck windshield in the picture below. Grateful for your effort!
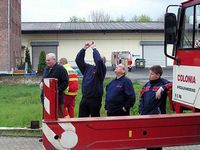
[119,53,130,59]
[179,6,194,49]
[179,4,200,49]
[194,5,200,48]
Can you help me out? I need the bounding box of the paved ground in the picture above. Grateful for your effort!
[1,67,199,150]
[0,137,44,150]
[0,136,200,150]
[106,67,173,84]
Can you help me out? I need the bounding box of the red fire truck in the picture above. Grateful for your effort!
[165,0,200,113]
[42,0,200,149]
[111,51,133,71]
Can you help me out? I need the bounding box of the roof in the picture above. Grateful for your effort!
[21,22,164,34]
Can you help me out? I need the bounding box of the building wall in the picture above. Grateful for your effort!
[22,32,165,68]
[0,0,21,73]
[10,0,21,71]
[0,0,10,72]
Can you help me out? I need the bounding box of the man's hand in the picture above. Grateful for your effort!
[83,41,91,50]
[90,41,96,49]
[156,87,164,99]
[105,109,107,114]
[39,82,43,90]
[122,107,126,112]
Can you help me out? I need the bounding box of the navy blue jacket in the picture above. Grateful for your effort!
[75,48,106,98]
[139,78,172,115]
[105,76,136,116]
[41,63,68,104]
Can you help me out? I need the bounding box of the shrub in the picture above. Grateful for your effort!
[17,60,25,70]
[37,51,46,75]
[25,47,32,73]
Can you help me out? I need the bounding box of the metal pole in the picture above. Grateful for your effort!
[43,78,58,121]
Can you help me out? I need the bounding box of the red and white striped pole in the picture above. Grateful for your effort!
[42,78,78,150]
[43,78,58,150]
[43,78,58,121]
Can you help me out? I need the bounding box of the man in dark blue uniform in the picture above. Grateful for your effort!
[76,41,106,117]
[139,65,172,115]
[105,64,135,116]
[139,65,172,150]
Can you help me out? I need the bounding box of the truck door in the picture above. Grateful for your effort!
[173,4,200,109]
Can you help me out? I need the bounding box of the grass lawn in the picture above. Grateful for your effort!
[0,84,42,127]
[0,78,172,127]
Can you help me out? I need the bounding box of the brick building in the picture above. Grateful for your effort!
[0,0,21,73]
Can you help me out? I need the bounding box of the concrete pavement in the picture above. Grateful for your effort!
[0,137,44,150]
[106,67,173,84]
[0,136,200,150]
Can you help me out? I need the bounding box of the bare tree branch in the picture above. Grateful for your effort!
[89,10,111,22]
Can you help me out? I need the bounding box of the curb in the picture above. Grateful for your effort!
[0,127,42,137]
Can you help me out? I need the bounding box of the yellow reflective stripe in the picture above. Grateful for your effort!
[65,115,70,118]
[64,87,69,93]
[69,78,78,81]
[66,92,77,96]
[64,88,77,95]
[63,64,77,75]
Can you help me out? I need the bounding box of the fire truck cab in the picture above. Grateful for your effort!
[165,0,200,112]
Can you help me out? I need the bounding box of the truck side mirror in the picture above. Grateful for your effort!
[165,13,177,44]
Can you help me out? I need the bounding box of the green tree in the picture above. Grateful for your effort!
[25,47,32,73]
[78,17,86,22]
[138,14,152,22]
[37,51,46,75]
[130,14,152,22]
[17,59,25,70]
[69,16,86,22]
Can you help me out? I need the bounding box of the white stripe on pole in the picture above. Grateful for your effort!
[44,97,50,115]
[42,123,66,150]
[44,79,50,88]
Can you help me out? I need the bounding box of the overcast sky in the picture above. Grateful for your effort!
[21,0,185,22]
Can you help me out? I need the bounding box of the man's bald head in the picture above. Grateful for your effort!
[46,53,56,68]
[114,63,126,77]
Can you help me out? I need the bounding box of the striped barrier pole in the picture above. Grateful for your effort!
[42,78,78,150]
[43,78,58,121]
